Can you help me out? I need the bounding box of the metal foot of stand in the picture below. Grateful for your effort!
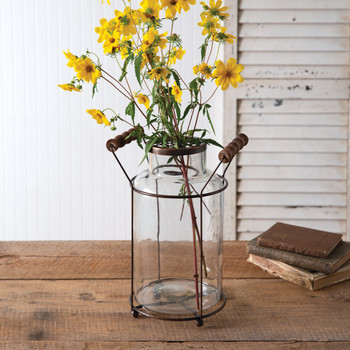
[129,291,226,325]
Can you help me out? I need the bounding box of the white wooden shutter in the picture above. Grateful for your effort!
[224,0,350,240]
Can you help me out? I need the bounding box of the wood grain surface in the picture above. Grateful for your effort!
[0,241,349,349]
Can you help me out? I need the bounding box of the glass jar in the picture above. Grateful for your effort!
[131,144,227,320]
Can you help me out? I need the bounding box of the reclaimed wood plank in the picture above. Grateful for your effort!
[0,341,348,350]
[0,279,349,342]
[0,241,266,280]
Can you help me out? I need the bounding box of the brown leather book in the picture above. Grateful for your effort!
[257,222,343,258]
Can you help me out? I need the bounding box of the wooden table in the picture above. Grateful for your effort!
[0,241,349,349]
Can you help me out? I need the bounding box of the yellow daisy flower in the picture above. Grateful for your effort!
[74,57,101,85]
[198,14,221,36]
[95,18,109,43]
[193,62,212,79]
[103,31,122,54]
[160,0,182,19]
[200,0,229,20]
[212,58,244,90]
[140,0,160,21]
[171,82,182,103]
[63,50,77,68]
[116,7,137,36]
[87,109,111,126]
[58,84,81,92]
[169,47,186,65]
[134,92,150,109]
[178,0,196,12]
[142,27,156,49]
[148,67,170,82]
[213,27,236,44]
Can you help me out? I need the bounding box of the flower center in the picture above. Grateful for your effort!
[170,0,177,5]
[86,66,92,72]
[155,68,162,74]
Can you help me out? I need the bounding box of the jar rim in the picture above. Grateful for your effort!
[151,143,207,156]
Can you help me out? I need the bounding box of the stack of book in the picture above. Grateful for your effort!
[246,222,350,290]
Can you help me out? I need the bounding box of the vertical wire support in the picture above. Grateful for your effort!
[199,194,204,324]
[131,186,135,313]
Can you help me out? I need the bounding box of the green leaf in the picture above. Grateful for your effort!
[174,102,181,120]
[125,101,136,124]
[92,82,98,98]
[134,54,143,87]
[140,137,158,164]
[200,44,206,62]
[205,109,215,135]
[203,138,223,148]
[171,70,181,89]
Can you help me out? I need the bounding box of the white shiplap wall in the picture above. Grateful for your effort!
[224,0,350,240]
[0,0,222,240]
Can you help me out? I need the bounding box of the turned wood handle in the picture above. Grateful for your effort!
[218,133,249,163]
[106,127,140,152]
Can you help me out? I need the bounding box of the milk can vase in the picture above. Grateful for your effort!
[106,132,249,327]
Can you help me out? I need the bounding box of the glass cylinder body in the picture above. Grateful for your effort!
[132,145,226,316]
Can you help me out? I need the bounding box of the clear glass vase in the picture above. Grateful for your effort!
[131,144,226,319]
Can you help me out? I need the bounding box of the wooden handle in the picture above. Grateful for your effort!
[106,127,140,152]
[218,133,249,163]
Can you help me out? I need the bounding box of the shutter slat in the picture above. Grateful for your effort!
[239,10,350,24]
[243,140,347,153]
[239,126,347,139]
[238,193,346,206]
[238,206,347,220]
[238,99,348,114]
[238,180,346,193]
[243,66,350,79]
[240,0,350,10]
[238,166,346,180]
[239,38,349,52]
[240,52,349,65]
[238,153,346,166]
[239,114,347,126]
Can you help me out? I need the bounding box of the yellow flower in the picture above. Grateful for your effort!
[213,27,236,44]
[140,0,160,21]
[101,0,111,4]
[63,50,77,68]
[198,14,221,36]
[74,57,101,85]
[58,84,81,92]
[212,58,244,90]
[161,0,182,18]
[116,7,137,36]
[103,31,122,54]
[178,0,196,12]
[142,27,156,49]
[134,92,150,109]
[95,18,109,43]
[87,109,111,126]
[169,47,186,65]
[148,67,170,82]
[193,62,212,79]
[171,82,182,103]
[200,0,229,20]
[120,36,133,59]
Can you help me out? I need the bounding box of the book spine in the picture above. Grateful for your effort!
[247,242,331,274]
[247,255,315,290]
